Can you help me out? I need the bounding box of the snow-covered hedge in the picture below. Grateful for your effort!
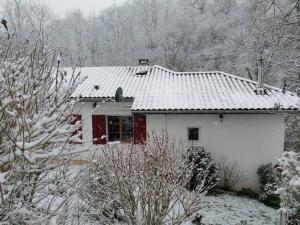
[276,151,300,224]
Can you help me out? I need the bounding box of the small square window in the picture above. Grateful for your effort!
[188,128,199,141]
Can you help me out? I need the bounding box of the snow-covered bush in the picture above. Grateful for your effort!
[185,147,219,192]
[79,134,208,225]
[257,163,280,208]
[276,151,300,224]
[218,156,245,191]
[0,37,82,224]
[285,112,300,153]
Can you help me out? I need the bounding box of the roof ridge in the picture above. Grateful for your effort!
[153,65,176,74]
[154,66,295,95]
[177,71,220,74]
[217,71,291,94]
[217,71,257,83]
[63,65,155,69]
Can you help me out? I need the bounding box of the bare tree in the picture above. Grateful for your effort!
[1,0,53,39]
[218,156,246,191]
[0,35,83,224]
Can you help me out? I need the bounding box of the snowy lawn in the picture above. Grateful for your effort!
[185,193,279,225]
[74,192,279,225]
[68,165,280,225]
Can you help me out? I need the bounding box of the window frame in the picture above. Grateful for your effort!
[107,115,133,143]
[187,127,200,142]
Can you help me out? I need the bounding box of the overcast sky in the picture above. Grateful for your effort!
[30,0,125,17]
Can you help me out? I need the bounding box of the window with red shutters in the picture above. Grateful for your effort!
[133,114,146,144]
[92,115,107,144]
[70,114,82,143]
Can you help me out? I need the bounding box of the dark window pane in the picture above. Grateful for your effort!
[108,116,133,143]
[188,128,199,141]
[108,117,119,133]
[122,117,133,142]
[109,132,120,142]
[108,116,120,141]
[122,117,133,133]
[122,116,133,142]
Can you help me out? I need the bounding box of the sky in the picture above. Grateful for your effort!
[30,0,125,17]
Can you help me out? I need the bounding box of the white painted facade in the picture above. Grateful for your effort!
[75,102,285,190]
[74,102,132,145]
[146,113,284,190]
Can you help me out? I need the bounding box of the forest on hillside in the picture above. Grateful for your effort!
[1,0,299,87]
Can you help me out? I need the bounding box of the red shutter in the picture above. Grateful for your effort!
[70,114,82,143]
[134,114,146,144]
[92,115,107,144]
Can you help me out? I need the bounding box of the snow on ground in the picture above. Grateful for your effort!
[64,166,280,225]
[186,194,279,225]
[74,192,279,225]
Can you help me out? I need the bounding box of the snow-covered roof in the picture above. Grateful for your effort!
[69,65,299,112]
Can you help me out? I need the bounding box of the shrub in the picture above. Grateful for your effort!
[78,134,209,225]
[287,212,300,225]
[257,163,280,208]
[185,147,219,192]
[237,188,259,199]
[218,156,245,191]
[276,151,300,224]
[284,112,300,153]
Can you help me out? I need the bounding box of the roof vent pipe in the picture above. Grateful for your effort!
[139,59,149,66]
[255,57,265,95]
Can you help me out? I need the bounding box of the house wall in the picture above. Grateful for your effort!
[147,113,285,190]
[73,101,132,149]
[74,102,285,190]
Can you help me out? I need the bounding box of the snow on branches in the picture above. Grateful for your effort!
[78,134,208,225]
[276,151,300,215]
[0,37,83,224]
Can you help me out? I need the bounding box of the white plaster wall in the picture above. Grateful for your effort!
[74,102,285,190]
[146,113,285,190]
[73,102,132,157]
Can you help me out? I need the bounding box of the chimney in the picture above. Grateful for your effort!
[255,57,265,95]
[139,59,149,66]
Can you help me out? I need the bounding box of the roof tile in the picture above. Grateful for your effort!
[68,65,299,112]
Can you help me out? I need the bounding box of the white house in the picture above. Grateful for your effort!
[69,63,299,190]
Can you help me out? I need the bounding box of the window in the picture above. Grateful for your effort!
[108,116,133,143]
[188,128,199,141]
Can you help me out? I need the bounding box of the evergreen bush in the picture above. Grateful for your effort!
[257,163,280,208]
[185,147,219,192]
